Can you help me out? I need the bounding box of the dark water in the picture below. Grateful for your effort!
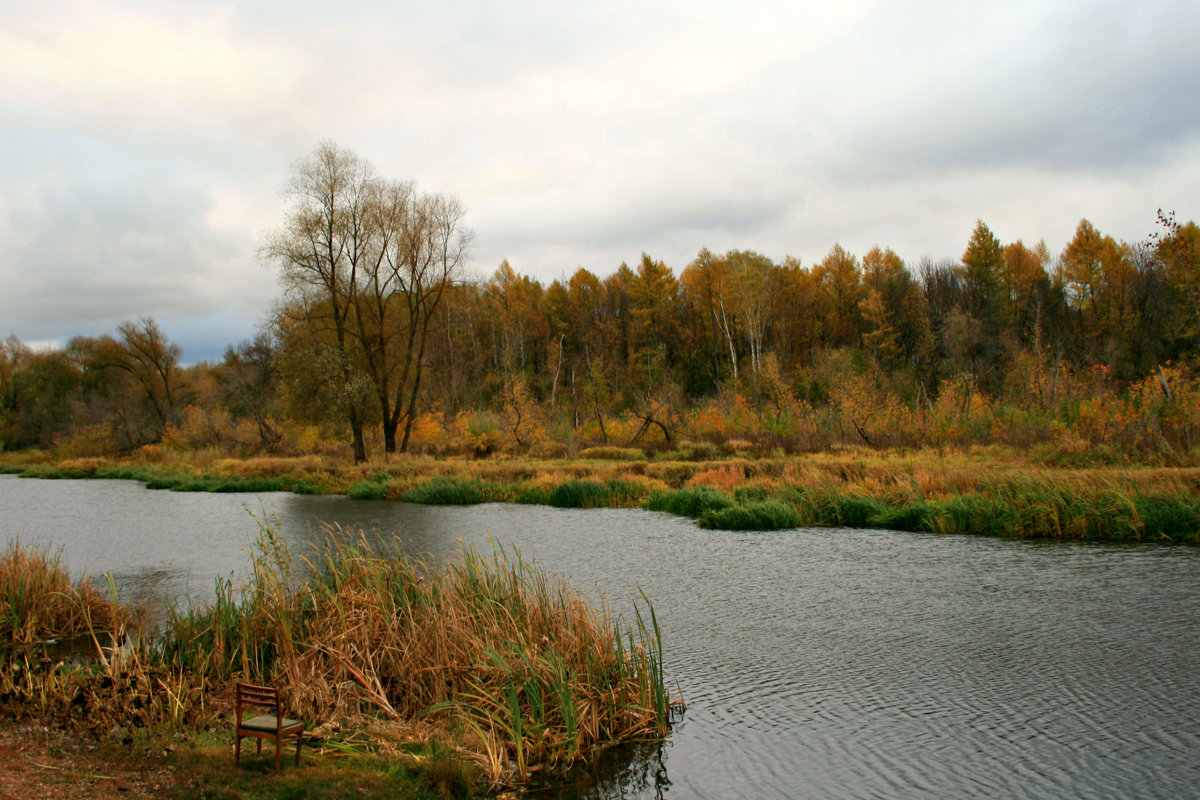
[3,474,1199,799]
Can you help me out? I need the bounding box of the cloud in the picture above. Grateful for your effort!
[0,147,274,347]
[0,0,1198,355]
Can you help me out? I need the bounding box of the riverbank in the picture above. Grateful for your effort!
[0,722,480,800]
[1,538,676,795]
[2,446,1198,541]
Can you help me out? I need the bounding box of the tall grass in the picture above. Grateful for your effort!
[644,487,734,517]
[698,500,801,531]
[0,543,129,646]
[0,526,680,788]
[164,529,679,785]
[403,476,491,505]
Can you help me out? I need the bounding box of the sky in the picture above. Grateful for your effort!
[3,0,1199,362]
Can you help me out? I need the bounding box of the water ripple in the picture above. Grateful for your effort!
[5,479,1200,799]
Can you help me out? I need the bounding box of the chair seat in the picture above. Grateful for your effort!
[240,714,304,734]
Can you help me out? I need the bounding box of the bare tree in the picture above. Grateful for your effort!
[354,188,471,453]
[262,141,378,463]
[264,141,472,459]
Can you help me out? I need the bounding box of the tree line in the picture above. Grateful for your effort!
[2,143,1198,461]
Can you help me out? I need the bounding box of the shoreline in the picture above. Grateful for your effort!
[3,448,1198,542]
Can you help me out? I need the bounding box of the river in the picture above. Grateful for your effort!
[2,474,1199,799]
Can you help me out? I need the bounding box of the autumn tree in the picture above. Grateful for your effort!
[1153,211,1200,350]
[72,318,182,441]
[957,221,1011,392]
[363,190,472,453]
[263,141,379,462]
[814,245,864,347]
[1002,240,1050,345]
[624,254,682,400]
[1060,219,1140,368]
[0,337,89,450]
[680,248,736,391]
[218,332,282,450]
[774,256,824,374]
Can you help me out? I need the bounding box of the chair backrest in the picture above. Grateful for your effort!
[236,682,280,724]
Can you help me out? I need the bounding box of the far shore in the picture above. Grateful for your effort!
[3,445,1197,542]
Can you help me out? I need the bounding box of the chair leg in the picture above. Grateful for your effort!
[275,739,282,773]
[234,734,241,765]
[257,739,263,756]
[295,732,303,766]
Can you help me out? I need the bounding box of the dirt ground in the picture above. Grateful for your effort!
[0,725,176,800]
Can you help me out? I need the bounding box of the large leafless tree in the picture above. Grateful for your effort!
[263,140,471,461]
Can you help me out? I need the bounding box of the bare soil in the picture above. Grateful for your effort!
[0,725,174,800]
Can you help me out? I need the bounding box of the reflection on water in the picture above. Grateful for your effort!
[546,740,671,800]
[4,475,1200,799]
[109,565,190,630]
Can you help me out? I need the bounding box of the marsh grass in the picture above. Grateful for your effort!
[159,529,679,785]
[698,500,801,531]
[644,487,735,517]
[0,524,679,789]
[0,543,129,646]
[402,476,492,505]
[546,479,611,508]
[7,448,1200,540]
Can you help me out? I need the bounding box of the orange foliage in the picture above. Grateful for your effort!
[686,465,746,492]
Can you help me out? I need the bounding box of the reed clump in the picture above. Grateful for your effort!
[159,529,678,786]
[644,486,735,517]
[402,476,492,505]
[698,500,801,531]
[0,530,679,788]
[0,544,129,646]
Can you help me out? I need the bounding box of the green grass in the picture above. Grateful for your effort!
[402,476,491,505]
[514,487,551,505]
[643,487,734,517]
[65,728,486,800]
[546,479,611,508]
[698,500,801,531]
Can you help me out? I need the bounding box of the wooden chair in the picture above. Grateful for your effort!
[234,682,305,772]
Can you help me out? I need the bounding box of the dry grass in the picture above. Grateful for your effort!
[0,525,679,790]
[0,543,129,647]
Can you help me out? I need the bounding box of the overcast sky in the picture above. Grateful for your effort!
[3,0,1198,361]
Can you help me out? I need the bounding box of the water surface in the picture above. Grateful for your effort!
[2,474,1198,799]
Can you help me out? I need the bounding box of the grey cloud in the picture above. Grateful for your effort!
[0,172,267,345]
[814,5,1200,178]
